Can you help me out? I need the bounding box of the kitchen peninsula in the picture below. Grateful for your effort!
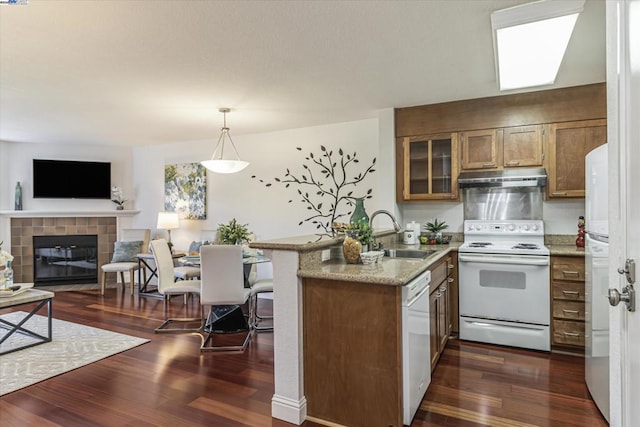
[251,231,460,426]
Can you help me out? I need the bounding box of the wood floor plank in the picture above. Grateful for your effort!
[421,401,538,427]
[1,289,609,427]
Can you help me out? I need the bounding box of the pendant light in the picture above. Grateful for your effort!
[201,108,249,174]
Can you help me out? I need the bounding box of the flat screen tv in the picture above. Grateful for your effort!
[33,159,111,199]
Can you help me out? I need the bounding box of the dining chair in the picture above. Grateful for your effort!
[248,261,274,331]
[199,244,252,351]
[101,229,150,296]
[151,238,202,333]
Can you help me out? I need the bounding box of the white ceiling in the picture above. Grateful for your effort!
[0,0,605,147]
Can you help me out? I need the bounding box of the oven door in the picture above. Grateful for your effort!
[458,252,550,325]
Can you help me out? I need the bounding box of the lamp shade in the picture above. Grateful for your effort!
[201,159,250,174]
[201,108,249,174]
[157,212,180,230]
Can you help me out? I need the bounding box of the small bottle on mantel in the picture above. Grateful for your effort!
[576,215,586,248]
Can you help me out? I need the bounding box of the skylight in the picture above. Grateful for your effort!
[491,0,585,91]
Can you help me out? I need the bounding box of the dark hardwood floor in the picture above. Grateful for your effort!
[1,288,608,426]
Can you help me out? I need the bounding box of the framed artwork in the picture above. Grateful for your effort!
[164,162,206,219]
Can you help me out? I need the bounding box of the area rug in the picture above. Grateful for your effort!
[0,312,149,396]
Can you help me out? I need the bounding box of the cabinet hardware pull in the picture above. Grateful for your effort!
[448,264,454,269]
[482,163,496,168]
[563,332,580,337]
[435,292,441,298]
[562,271,580,276]
[562,290,579,295]
[552,192,568,196]
[562,309,580,314]
[439,286,447,293]
[448,278,454,283]
[506,161,520,166]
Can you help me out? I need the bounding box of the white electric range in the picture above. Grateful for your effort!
[458,220,551,351]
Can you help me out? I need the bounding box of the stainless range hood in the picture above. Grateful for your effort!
[458,167,547,188]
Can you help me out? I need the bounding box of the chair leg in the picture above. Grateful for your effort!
[154,292,202,333]
[129,268,135,295]
[251,292,274,331]
[200,305,253,352]
[101,271,107,295]
[119,272,126,291]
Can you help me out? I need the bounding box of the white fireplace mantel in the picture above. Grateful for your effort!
[0,210,140,218]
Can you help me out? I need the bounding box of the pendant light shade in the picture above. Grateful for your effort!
[201,108,249,174]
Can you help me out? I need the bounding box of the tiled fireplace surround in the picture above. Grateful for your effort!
[10,216,117,284]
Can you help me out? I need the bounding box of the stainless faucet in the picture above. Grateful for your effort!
[369,210,402,232]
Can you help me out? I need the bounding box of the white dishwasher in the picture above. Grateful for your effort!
[402,270,431,426]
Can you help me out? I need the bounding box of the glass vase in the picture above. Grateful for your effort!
[343,231,362,264]
[349,198,369,227]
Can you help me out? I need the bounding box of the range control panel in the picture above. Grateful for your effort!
[464,220,544,236]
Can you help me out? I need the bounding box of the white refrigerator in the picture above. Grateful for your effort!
[585,143,609,422]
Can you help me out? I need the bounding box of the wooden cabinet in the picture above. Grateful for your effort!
[303,278,403,426]
[551,256,586,350]
[460,125,543,171]
[503,125,543,167]
[429,256,453,371]
[460,129,498,170]
[545,119,607,198]
[400,133,459,201]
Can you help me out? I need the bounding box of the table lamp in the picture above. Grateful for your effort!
[157,212,180,251]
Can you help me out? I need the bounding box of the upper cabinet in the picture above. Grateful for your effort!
[460,125,543,171]
[460,129,498,170]
[503,125,543,168]
[545,119,607,198]
[401,133,459,201]
[395,83,607,202]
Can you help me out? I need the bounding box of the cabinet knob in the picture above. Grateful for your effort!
[448,264,454,269]
[447,278,454,283]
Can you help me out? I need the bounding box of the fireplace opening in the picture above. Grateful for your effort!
[33,235,98,285]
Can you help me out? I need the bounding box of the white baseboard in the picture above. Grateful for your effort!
[272,394,307,425]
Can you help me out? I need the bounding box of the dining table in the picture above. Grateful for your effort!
[178,253,271,288]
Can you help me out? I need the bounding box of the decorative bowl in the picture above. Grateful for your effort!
[360,250,385,265]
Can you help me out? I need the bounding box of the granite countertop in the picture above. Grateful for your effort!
[299,243,461,286]
[547,244,586,257]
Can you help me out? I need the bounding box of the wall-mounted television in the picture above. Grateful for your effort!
[33,159,111,199]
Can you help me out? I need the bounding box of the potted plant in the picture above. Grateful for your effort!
[354,223,374,251]
[425,218,449,244]
[111,186,126,210]
[217,218,251,245]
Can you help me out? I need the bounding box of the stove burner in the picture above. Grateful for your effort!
[512,243,540,250]
[468,242,493,248]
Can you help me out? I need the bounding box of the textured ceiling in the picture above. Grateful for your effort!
[0,0,605,147]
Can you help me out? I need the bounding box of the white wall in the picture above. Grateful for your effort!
[1,114,584,248]
[132,118,383,250]
[0,140,133,212]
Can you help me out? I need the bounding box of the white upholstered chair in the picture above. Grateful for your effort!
[151,239,202,333]
[248,262,274,331]
[199,244,252,351]
[101,229,150,296]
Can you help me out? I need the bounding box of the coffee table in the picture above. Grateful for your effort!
[0,288,54,355]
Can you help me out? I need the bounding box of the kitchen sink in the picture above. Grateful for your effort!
[383,249,435,259]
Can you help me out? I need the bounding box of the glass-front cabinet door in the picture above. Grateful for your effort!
[402,133,459,200]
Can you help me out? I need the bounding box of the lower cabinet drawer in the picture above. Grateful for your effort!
[553,319,585,347]
[553,300,585,321]
[552,281,585,301]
